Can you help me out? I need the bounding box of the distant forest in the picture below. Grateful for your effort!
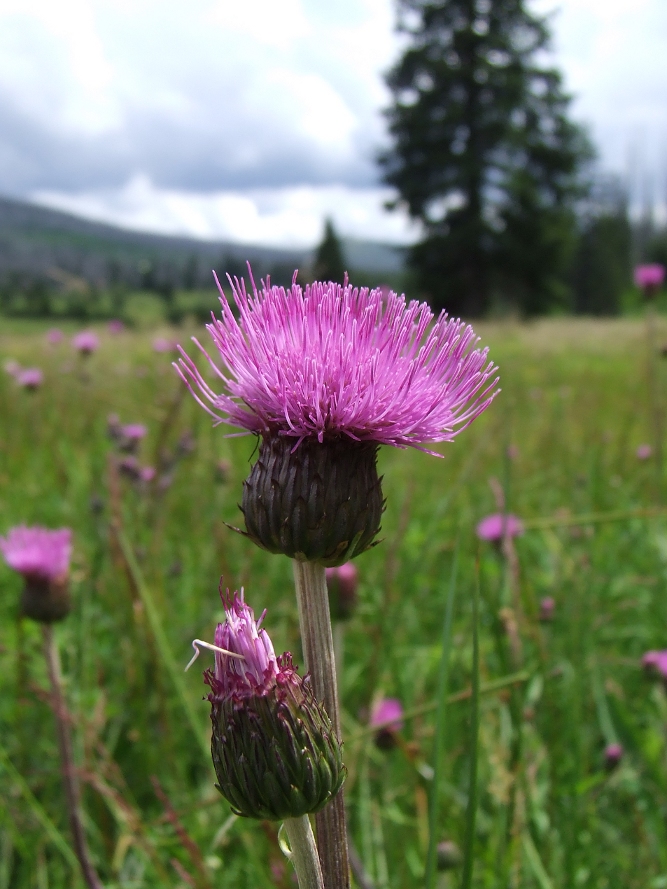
[0,197,405,323]
[0,193,665,322]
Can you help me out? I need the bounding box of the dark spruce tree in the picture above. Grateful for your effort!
[313,218,347,283]
[380,0,592,316]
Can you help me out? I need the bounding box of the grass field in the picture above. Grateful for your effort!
[2,313,667,889]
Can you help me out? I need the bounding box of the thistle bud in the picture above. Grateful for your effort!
[0,526,73,623]
[325,562,359,621]
[241,435,384,567]
[205,591,345,820]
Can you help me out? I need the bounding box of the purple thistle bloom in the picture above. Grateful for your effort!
[370,697,404,732]
[46,328,64,345]
[0,526,72,582]
[539,596,555,622]
[604,742,623,770]
[121,423,147,442]
[203,590,345,819]
[206,592,280,702]
[153,337,175,353]
[325,562,359,620]
[476,513,524,542]
[642,650,667,680]
[636,444,653,460]
[369,697,404,751]
[108,319,125,334]
[175,271,499,452]
[72,331,99,355]
[17,368,43,390]
[634,264,665,290]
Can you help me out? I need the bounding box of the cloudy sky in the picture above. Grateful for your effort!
[0,0,665,247]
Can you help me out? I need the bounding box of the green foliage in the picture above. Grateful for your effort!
[313,219,347,284]
[381,0,593,316]
[2,317,667,886]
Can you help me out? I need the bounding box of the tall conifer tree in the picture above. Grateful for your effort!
[380,0,592,316]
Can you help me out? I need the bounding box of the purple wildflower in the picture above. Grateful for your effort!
[370,697,404,732]
[604,742,623,770]
[539,596,555,622]
[72,331,99,355]
[636,444,652,460]
[476,513,524,542]
[139,466,156,483]
[17,368,43,390]
[153,337,175,353]
[369,697,404,751]
[108,319,125,334]
[0,526,73,622]
[206,592,279,702]
[0,526,72,581]
[325,562,359,620]
[634,264,665,291]
[4,359,20,377]
[642,650,667,680]
[203,590,345,819]
[121,423,147,443]
[175,271,498,451]
[46,328,64,345]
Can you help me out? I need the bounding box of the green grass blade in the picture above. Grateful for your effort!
[0,740,79,872]
[115,528,210,760]
[461,561,481,889]
[424,542,459,889]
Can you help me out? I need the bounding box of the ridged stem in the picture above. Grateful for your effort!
[292,560,350,889]
[283,816,325,889]
[43,625,104,889]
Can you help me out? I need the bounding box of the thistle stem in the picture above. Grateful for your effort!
[283,816,325,889]
[292,560,350,889]
[43,625,103,889]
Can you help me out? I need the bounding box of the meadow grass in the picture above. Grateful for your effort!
[2,315,667,888]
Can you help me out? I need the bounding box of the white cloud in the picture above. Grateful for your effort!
[31,174,420,247]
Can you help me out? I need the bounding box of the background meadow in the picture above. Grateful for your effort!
[2,314,667,888]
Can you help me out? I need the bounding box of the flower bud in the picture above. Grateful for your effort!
[437,840,463,871]
[205,592,345,820]
[241,435,384,566]
[604,742,623,771]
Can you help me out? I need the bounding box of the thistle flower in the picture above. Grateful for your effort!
[634,263,665,294]
[604,742,623,770]
[642,650,667,681]
[46,328,64,345]
[153,337,175,353]
[120,423,148,451]
[369,697,403,750]
[325,562,358,621]
[17,368,43,390]
[108,319,125,334]
[539,596,555,622]
[0,526,72,622]
[476,513,524,542]
[636,444,653,460]
[72,331,99,356]
[204,591,345,820]
[176,271,498,565]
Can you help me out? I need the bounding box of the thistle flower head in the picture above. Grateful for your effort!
[207,592,279,702]
[0,525,71,581]
[46,328,63,345]
[175,271,498,452]
[16,368,43,390]
[204,590,345,820]
[0,526,73,622]
[72,331,99,355]
[370,697,404,751]
[476,513,524,542]
[325,562,359,620]
[604,742,623,770]
[642,650,667,679]
[634,263,665,290]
